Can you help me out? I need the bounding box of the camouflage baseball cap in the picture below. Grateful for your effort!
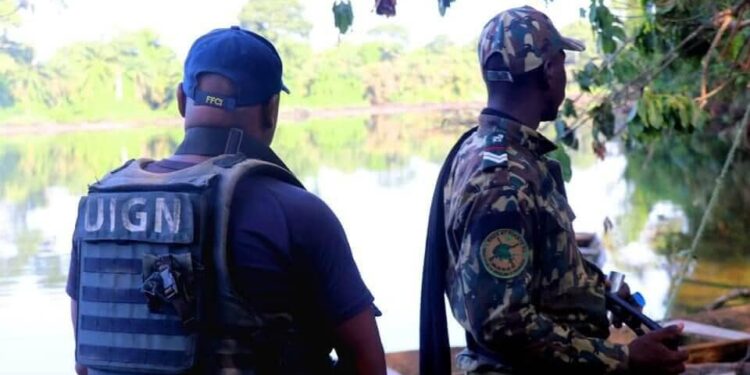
[478,5,585,82]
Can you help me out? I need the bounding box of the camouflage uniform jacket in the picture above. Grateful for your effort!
[443,113,629,373]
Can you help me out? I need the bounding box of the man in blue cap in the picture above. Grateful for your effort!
[67,26,386,375]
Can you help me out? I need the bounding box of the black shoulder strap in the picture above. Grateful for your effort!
[420,127,477,375]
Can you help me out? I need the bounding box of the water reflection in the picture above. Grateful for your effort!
[0,113,747,372]
[622,132,750,313]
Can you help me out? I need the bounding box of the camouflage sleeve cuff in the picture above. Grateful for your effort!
[610,342,630,373]
[571,337,630,373]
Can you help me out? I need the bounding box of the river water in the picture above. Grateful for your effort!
[0,111,747,374]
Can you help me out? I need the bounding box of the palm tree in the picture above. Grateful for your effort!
[115,30,180,109]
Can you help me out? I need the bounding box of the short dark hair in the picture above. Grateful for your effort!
[485,64,546,92]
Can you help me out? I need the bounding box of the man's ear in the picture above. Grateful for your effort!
[177,83,186,118]
[541,59,556,91]
[263,94,280,129]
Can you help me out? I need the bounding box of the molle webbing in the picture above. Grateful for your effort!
[75,155,303,374]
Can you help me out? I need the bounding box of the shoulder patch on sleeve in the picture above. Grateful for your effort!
[480,229,531,278]
[482,132,508,171]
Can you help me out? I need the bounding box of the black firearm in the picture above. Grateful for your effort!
[606,271,680,350]
[605,291,662,335]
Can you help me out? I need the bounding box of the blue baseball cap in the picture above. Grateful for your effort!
[182,26,289,110]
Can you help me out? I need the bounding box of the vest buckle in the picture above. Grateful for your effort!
[159,266,179,300]
[142,254,198,329]
[142,255,190,310]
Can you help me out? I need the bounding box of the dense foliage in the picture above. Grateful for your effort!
[558,0,750,155]
[554,0,750,305]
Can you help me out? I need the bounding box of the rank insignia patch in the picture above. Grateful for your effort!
[482,132,508,170]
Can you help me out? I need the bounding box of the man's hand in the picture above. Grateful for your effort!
[609,282,642,329]
[627,324,689,374]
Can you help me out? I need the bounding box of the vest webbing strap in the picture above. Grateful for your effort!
[80,315,186,336]
[83,258,141,274]
[79,345,189,367]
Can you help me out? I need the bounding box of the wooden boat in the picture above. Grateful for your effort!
[386,305,750,375]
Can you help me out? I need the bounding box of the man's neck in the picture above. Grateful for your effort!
[170,125,288,171]
[485,100,541,129]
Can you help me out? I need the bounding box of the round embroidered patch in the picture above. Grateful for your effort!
[480,229,530,279]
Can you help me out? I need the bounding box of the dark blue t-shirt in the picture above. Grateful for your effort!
[66,158,375,353]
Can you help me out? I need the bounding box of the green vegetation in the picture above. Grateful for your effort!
[556,0,750,154]
[238,0,312,43]
[0,27,181,124]
[0,112,467,207]
[493,0,750,263]
[548,0,750,312]
[0,0,484,125]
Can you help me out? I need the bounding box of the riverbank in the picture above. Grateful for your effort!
[0,101,483,137]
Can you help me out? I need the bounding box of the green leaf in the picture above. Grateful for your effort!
[591,102,615,139]
[601,36,616,54]
[554,119,579,149]
[563,98,578,118]
[596,6,613,28]
[728,34,745,60]
[637,99,649,126]
[646,98,662,129]
[549,146,573,182]
[332,1,354,34]
[576,61,599,92]
[677,99,690,129]
[692,107,706,130]
[611,25,627,42]
[555,118,566,136]
[589,0,598,24]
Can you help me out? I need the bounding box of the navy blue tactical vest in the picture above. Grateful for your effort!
[72,154,308,374]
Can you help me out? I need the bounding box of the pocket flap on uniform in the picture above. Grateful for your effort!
[542,190,577,233]
[76,192,195,244]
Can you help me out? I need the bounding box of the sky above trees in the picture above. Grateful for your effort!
[15,0,587,61]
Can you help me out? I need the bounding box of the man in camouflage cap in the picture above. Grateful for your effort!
[420,6,689,374]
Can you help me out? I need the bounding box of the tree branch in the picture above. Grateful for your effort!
[564,0,750,146]
[720,5,748,57]
[705,288,750,310]
[696,78,732,106]
[635,25,707,88]
[629,0,748,91]
[701,12,733,102]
